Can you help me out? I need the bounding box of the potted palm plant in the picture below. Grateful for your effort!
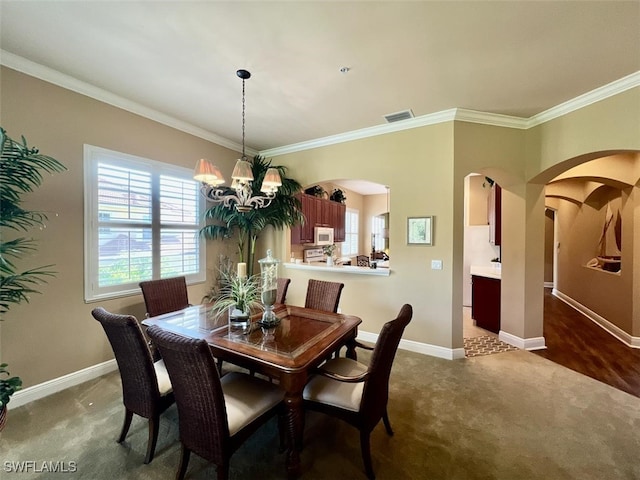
[0,127,66,428]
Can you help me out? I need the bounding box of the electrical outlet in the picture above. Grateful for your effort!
[431,260,443,270]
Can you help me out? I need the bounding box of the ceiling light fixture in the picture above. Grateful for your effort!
[194,69,282,212]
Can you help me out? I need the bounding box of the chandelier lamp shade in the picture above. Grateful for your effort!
[194,69,282,212]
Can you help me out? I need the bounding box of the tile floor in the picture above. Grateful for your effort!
[462,306,519,357]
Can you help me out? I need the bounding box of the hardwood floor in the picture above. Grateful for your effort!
[534,289,640,398]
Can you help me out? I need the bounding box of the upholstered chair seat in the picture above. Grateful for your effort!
[146,326,284,480]
[221,372,285,435]
[153,360,173,396]
[303,358,367,412]
[302,304,413,480]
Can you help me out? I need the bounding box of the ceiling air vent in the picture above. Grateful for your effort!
[384,109,414,123]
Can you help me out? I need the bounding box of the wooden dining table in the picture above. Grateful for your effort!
[142,303,362,477]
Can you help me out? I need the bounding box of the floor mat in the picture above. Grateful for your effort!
[464,335,519,357]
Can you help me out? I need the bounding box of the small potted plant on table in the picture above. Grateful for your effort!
[209,265,263,335]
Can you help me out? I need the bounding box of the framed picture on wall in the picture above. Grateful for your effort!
[407,216,434,245]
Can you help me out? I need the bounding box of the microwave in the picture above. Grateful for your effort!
[314,226,334,246]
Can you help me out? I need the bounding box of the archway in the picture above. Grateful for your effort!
[529,150,640,391]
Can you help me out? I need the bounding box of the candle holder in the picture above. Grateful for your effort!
[258,249,280,329]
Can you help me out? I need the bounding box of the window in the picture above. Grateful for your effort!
[372,215,385,251]
[342,208,359,256]
[84,145,205,301]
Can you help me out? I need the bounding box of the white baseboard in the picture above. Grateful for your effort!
[14,330,470,410]
[358,331,466,360]
[499,330,547,351]
[552,289,640,348]
[10,359,118,409]
[544,282,554,289]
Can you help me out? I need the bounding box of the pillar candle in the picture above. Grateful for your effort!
[237,262,247,279]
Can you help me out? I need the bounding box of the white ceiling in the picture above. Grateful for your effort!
[1,1,638,158]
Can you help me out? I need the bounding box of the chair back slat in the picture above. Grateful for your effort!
[276,278,291,304]
[139,276,189,318]
[361,304,413,428]
[146,326,230,464]
[304,279,344,313]
[91,307,160,417]
[356,255,370,267]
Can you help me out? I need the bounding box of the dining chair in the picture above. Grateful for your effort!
[139,276,190,318]
[276,277,291,304]
[146,326,285,480]
[302,304,413,480]
[304,279,344,313]
[356,255,370,267]
[91,307,175,464]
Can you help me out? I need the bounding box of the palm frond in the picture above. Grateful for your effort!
[0,128,66,318]
[0,267,56,314]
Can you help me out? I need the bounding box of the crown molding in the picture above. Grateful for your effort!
[2,51,636,158]
[262,108,527,157]
[264,71,638,156]
[453,109,528,129]
[0,50,253,156]
[261,109,458,157]
[527,71,640,128]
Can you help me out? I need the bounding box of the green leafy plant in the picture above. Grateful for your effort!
[322,244,337,258]
[208,268,263,320]
[0,128,66,315]
[200,155,303,276]
[0,128,66,415]
[0,364,22,408]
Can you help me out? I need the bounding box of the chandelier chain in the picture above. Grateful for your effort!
[194,68,281,212]
[241,76,246,159]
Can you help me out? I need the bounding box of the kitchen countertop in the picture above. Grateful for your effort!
[284,262,391,276]
[470,265,502,280]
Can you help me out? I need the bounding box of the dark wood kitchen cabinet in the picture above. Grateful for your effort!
[291,193,346,244]
[488,184,501,246]
[332,202,346,242]
[471,274,501,334]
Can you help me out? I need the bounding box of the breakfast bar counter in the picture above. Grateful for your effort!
[284,262,391,276]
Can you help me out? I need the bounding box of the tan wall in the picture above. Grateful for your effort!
[529,87,640,338]
[554,191,631,332]
[269,124,458,348]
[0,67,239,387]
[527,88,640,182]
[467,174,490,226]
[3,65,639,390]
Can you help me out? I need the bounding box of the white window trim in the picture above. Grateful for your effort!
[83,145,206,302]
[342,207,359,257]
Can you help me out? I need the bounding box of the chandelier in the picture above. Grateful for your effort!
[194,69,282,213]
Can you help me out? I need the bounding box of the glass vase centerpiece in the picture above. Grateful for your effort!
[258,249,280,329]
